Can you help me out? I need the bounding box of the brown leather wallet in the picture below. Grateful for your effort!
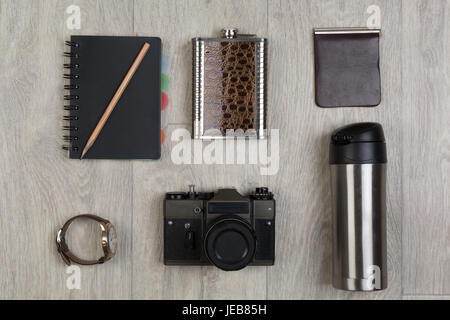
[56,214,117,265]
[314,28,381,108]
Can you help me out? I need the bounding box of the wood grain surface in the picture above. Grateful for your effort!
[401,0,450,295]
[0,0,448,299]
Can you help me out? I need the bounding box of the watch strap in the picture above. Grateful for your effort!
[56,214,110,266]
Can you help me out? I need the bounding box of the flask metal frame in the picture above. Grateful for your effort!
[192,29,267,139]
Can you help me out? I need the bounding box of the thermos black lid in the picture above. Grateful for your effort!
[329,122,387,164]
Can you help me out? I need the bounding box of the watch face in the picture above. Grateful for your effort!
[107,225,118,254]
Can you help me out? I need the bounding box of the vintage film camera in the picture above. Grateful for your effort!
[164,186,275,271]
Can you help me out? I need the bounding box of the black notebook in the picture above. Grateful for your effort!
[64,36,161,159]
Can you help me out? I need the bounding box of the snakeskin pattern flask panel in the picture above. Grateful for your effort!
[203,41,256,136]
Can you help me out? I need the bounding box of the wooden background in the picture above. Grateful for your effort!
[0,0,448,299]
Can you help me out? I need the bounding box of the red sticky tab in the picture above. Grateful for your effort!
[161,92,168,110]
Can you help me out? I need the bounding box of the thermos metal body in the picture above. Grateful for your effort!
[329,123,388,291]
[331,163,387,291]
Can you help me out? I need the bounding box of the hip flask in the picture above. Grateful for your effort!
[192,28,267,139]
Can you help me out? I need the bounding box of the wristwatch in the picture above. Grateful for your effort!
[56,214,118,265]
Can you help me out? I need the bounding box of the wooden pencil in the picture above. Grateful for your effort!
[80,42,150,159]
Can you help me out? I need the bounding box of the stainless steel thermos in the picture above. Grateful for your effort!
[330,122,387,291]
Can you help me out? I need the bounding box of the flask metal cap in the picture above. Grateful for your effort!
[221,28,238,38]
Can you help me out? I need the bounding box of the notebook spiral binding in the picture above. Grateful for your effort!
[63,40,80,153]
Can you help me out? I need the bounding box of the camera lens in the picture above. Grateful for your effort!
[205,218,256,271]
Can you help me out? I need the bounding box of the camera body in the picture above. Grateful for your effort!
[164,186,275,271]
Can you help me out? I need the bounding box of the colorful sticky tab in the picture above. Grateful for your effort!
[161,55,169,73]
[161,73,169,92]
[161,128,166,145]
[161,92,168,110]
[161,54,169,145]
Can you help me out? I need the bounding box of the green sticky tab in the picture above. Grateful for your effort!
[161,73,169,92]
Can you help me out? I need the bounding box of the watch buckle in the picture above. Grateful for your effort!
[56,229,71,266]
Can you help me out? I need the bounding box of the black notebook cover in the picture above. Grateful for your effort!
[66,36,161,159]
